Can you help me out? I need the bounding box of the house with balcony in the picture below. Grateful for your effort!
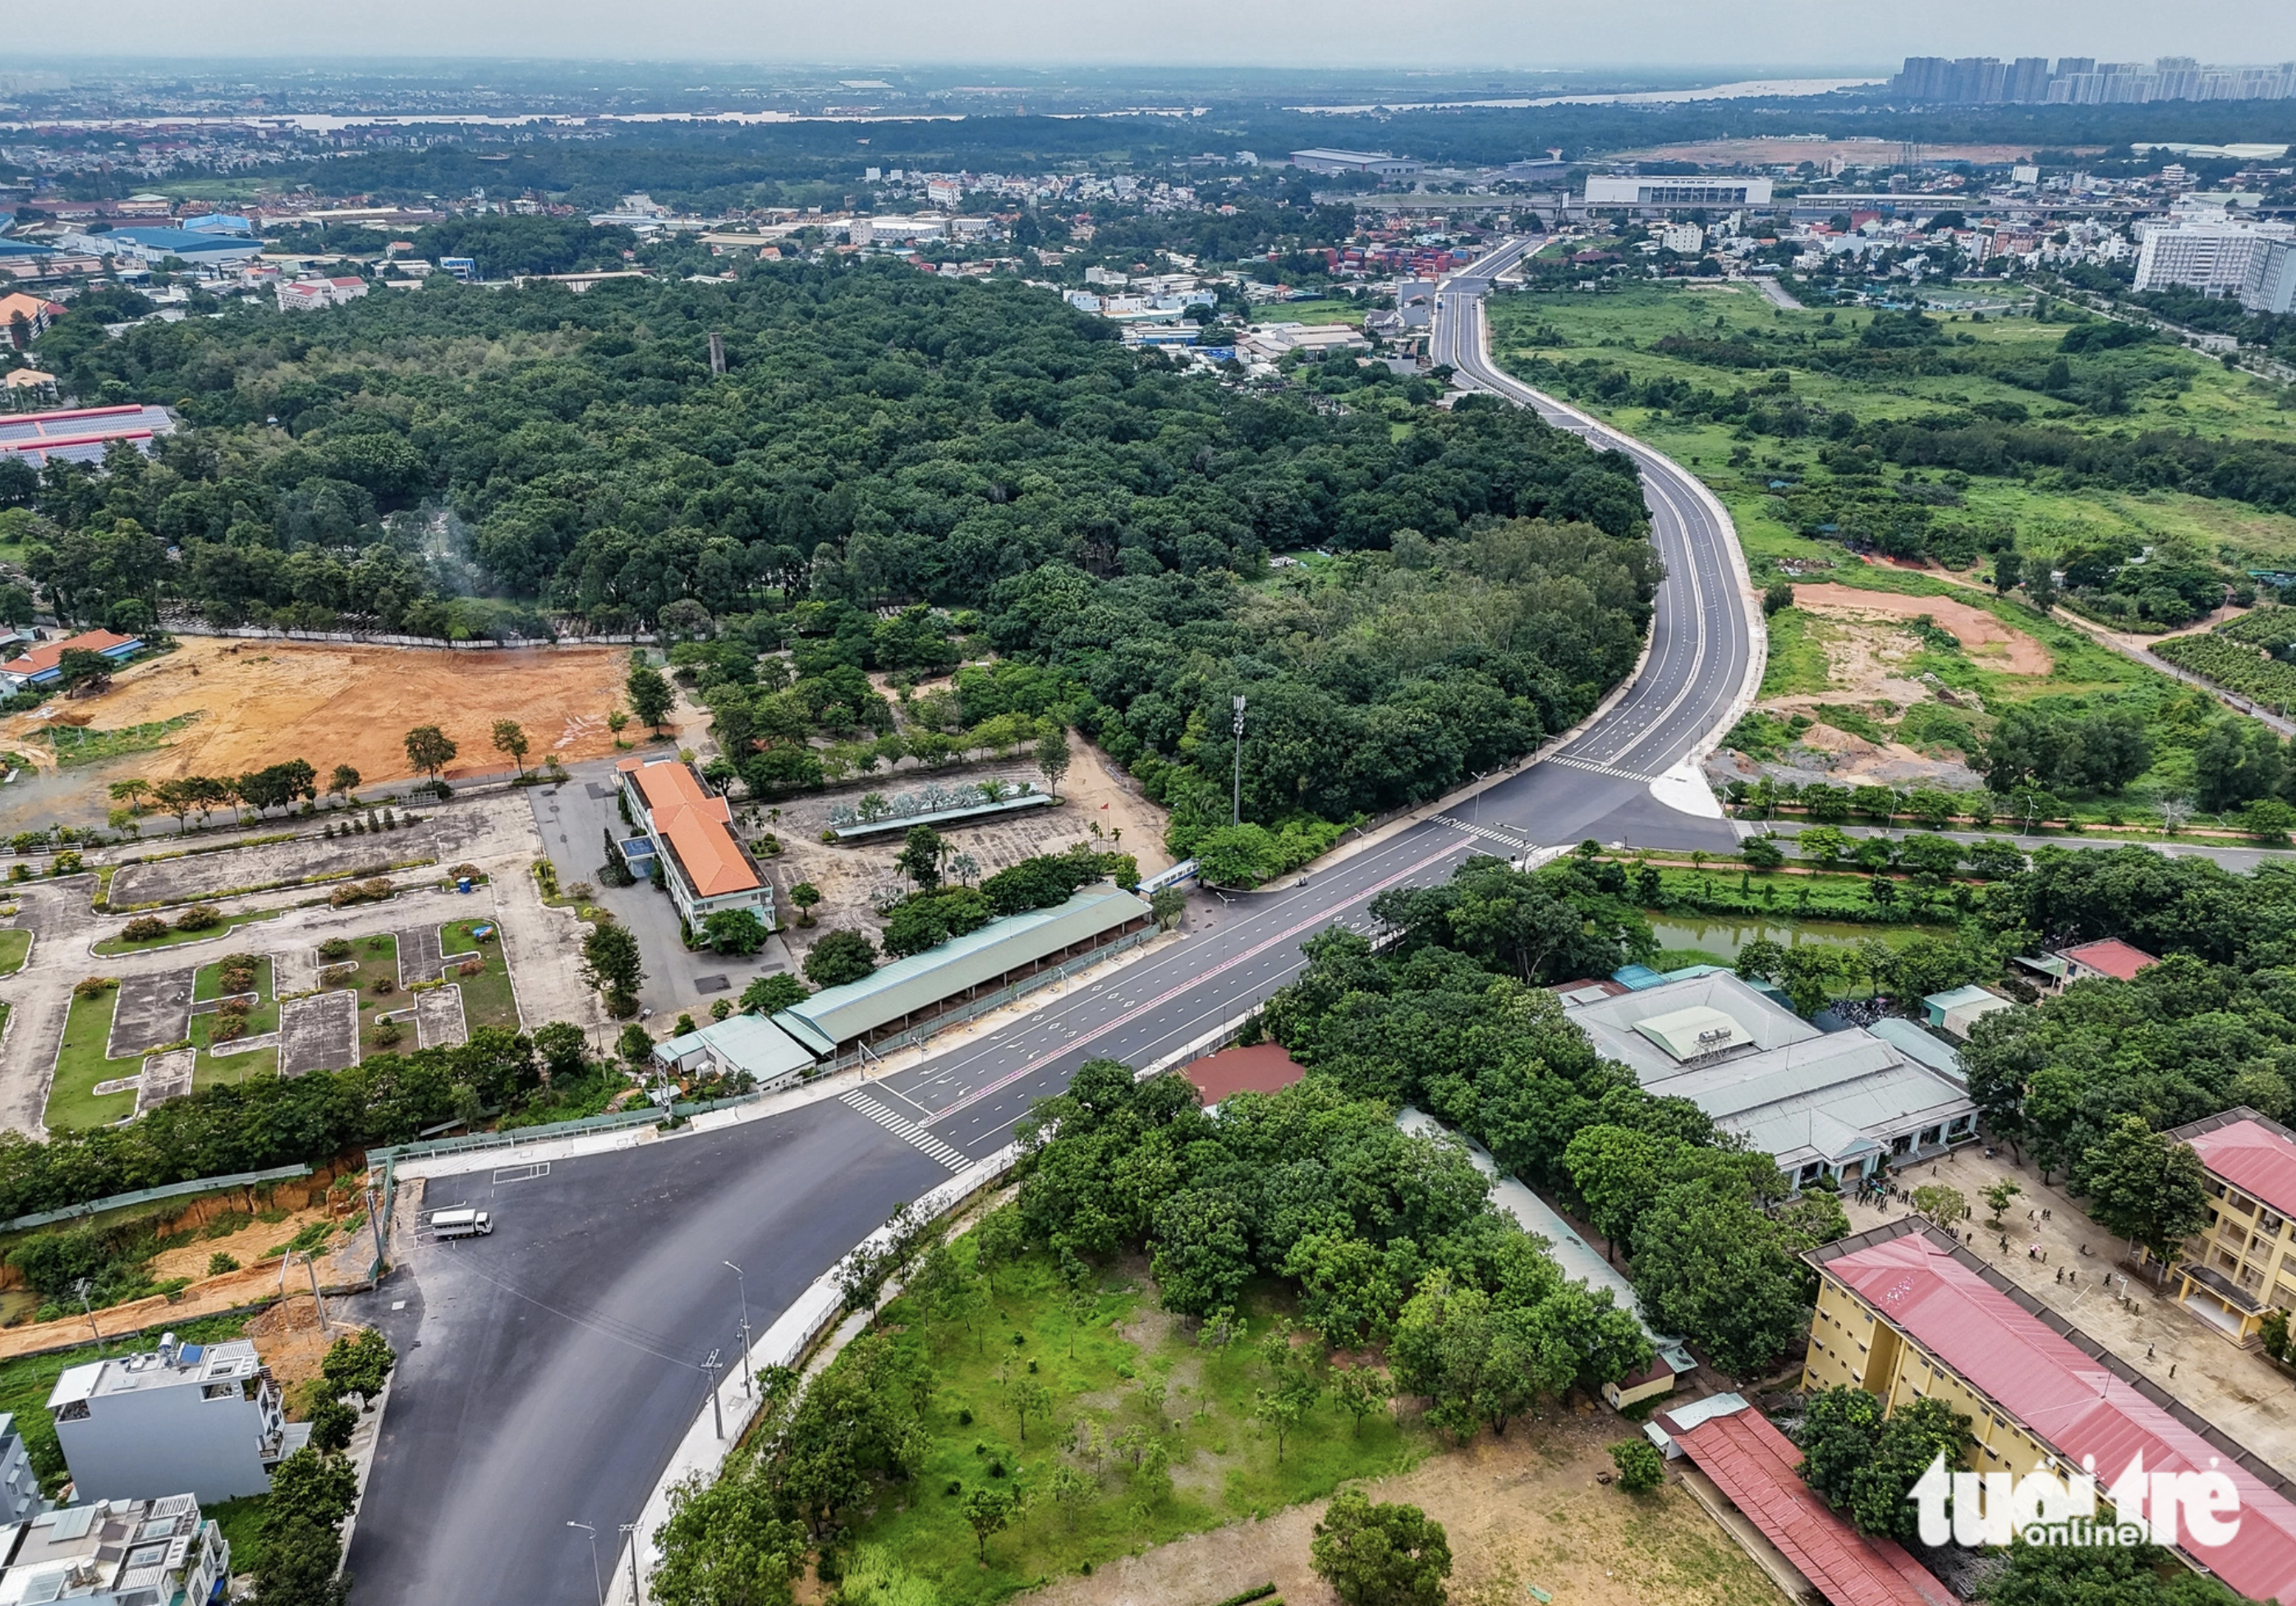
[47,1334,296,1503]
[0,1494,227,1605]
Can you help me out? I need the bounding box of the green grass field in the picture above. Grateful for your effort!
[0,929,30,977]
[439,918,520,1030]
[46,984,139,1131]
[1256,298,1361,326]
[191,953,279,1090]
[845,1244,1424,1600]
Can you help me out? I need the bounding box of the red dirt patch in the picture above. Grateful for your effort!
[1788,585,2052,676]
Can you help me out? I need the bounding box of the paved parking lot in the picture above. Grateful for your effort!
[279,989,360,1076]
[113,826,440,906]
[106,969,195,1058]
[135,1048,195,1113]
[416,985,467,1049]
[395,925,448,985]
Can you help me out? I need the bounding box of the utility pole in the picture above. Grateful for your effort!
[704,1349,724,1439]
[620,1522,642,1605]
[724,1263,752,1398]
[365,1185,386,1278]
[1231,695,1247,825]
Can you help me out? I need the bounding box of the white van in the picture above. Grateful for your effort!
[428,1208,493,1239]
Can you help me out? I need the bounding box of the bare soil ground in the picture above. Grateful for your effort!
[0,638,635,785]
[1788,585,2051,677]
[765,741,1170,970]
[1022,1406,1779,1606]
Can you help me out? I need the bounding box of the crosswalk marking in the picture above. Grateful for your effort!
[1431,815,1539,855]
[842,1091,969,1171]
[1542,752,1662,784]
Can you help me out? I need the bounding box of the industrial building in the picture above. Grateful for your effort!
[0,629,143,691]
[48,1334,296,1504]
[1398,1108,1697,1409]
[1559,970,1975,1188]
[2155,1107,2296,1346]
[1804,1219,2296,1604]
[1288,149,1421,177]
[1583,176,1774,212]
[55,227,264,268]
[0,403,175,469]
[651,1012,815,1095]
[617,756,773,932]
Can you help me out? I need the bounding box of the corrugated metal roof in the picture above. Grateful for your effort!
[654,1012,815,1081]
[1921,984,1996,1013]
[2058,938,2160,981]
[1867,1018,1963,1082]
[1819,1225,2296,1604]
[1667,1401,1957,1606]
[775,885,1148,1048]
[2178,1112,2296,1223]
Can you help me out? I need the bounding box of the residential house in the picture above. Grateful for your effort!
[0,1495,227,1604]
[0,631,142,691]
[1804,1219,2296,1604]
[48,1334,295,1503]
[617,757,773,931]
[2157,1107,2296,1345]
[0,1416,41,1525]
[2056,937,2161,984]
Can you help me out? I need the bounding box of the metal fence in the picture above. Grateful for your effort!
[0,1163,315,1235]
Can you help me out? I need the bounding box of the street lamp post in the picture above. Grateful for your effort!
[567,1521,604,1606]
[704,1350,724,1439]
[620,1523,642,1605]
[1231,695,1246,826]
[723,1262,752,1398]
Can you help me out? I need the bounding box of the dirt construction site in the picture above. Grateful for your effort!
[0,637,642,785]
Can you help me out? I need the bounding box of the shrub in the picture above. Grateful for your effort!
[207,1252,239,1276]
[372,1018,403,1048]
[1610,1437,1665,1493]
[370,975,396,997]
[317,938,353,961]
[211,1018,246,1042]
[457,957,484,978]
[173,904,223,932]
[120,916,169,943]
[72,976,117,1000]
[218,998,251,1020]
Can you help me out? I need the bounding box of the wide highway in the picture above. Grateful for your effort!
[345,242,1763,1606]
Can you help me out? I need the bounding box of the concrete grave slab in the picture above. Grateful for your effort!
[279,990,360,1077]
[111,824,438,906]
[135,1048,196,1113]
[271,947,320,998]
[107,970,195,1058]
[415,985,467,1050]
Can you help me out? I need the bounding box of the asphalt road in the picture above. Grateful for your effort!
[344,242,1766,1606]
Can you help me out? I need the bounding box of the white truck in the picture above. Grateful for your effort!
[428,1207,493,1239]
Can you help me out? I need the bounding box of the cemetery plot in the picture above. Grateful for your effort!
[135,1048,196,1114]
[111,825,437,907]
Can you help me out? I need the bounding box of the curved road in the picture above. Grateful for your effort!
[345,244,1763,1606]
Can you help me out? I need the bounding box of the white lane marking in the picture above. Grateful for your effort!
[841,1090,969,1171]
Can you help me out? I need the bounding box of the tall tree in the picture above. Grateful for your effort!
[1311,1490,1453,1606]
[402,725,456,782]
[2084,1116,2211,1283]
[628,659,676,732]
[491,718,530,777]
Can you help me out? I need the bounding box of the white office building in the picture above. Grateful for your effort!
[48,1335,294,1504]
[2245,238,2296,315]
[1586,176,1774,211]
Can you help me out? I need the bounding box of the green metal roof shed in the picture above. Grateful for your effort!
[774,884,1152,1053]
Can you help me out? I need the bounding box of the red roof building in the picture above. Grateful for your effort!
[1807,1220,2296,1604]
[0,629,141,687]
[1182,1043,1305,1106]
[2055,938,2160,983]
[617,756,770,930]
[1657,1397,1954,1606]
[2161,1108,2296,1345]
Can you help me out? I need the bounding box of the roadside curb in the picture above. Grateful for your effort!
[603,1145,1021,1604]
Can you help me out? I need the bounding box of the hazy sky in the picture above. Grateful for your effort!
[34,0,2296,72]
